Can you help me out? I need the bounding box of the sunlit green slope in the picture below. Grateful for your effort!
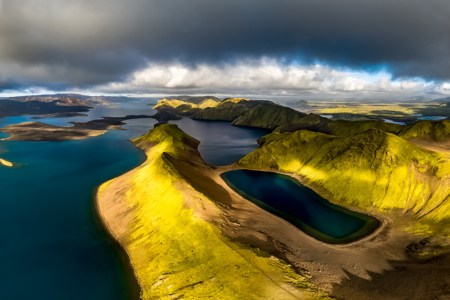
[193,98,250,121]
[239,129,450,225]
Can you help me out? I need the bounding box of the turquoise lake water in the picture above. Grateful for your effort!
[221,170,380,244]
[0,100,267,299]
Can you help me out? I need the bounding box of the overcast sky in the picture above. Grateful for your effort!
[1,0,450,100]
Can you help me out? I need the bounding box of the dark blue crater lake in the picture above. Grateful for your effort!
[221,170,380,244]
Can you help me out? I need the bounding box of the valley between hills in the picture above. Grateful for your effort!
[96,97,450,299]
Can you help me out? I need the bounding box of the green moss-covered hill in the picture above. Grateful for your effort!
[238,128,450,228]
[97,124,326,299]
[399,120,450,141]
[193,98,251,121]
[230,102,307,129]
[152,97,403,134]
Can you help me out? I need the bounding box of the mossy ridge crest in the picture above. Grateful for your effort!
[154,96,221,109]
[98,124,327,299]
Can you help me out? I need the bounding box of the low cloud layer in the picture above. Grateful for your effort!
[1,0,450,98]
[97,59,450,100]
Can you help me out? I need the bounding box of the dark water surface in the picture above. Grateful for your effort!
[173,118,269,166]
[222,170,380,244]
[0,134,146,299]
[0,100,267,299]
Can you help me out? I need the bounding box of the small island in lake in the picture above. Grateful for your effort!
[0,115,152,141]
[0,158,13,167]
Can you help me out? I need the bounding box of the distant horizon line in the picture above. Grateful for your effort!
[1,91,449,103]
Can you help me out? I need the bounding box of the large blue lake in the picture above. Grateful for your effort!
[222,170,380,244]
[0,99,267,299]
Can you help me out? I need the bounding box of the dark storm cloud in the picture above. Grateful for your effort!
[1,0,450,91]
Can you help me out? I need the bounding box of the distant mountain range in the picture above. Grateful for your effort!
[0,93,109,118]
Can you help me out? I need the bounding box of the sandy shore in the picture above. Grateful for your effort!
[97,126,450,299]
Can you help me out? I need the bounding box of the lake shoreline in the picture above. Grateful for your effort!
[220,169,381,244]
[221,165,388,246]
[93,139,147,299]
[92,186,142,300]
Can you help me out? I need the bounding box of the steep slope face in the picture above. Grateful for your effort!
[275,114,332,133]
[239,129,450,224]
[161,95,222,104]
[192,100,251,121]
[276,116,404,136]
[153,97,220,110]
[399,120,450,141]
[152,97,221,122]
[97,124,324,299]
[231,103,307,129]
